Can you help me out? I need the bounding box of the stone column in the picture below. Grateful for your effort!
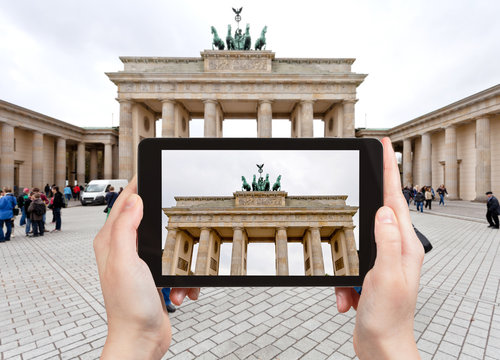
[402,138,413,187]
[421,132,432,186]
[195,228,211,275]
[162,227,178,275]
[203,100,217,137]
[68,149,76,185]
[343,227,359,276]
[334,104,344,137]
[300,100,314,137]
[275,227,289,275]
[118,100,133,180]
[257,100,272,138]
[309,227,325,276]
[32,131,44,188]
[77,142,86,185]
[90,148,98,180]
[230,227,245,275]
[475,117,491,201]
[342,100,356,138]
[0,123,14,190]
[112,145,119,179]
[104,143,113,179]
[445,125,458,199]
[55,138,66,187]
[161,99,176,137]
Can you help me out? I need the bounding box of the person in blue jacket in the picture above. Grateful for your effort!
[0,188,17,242]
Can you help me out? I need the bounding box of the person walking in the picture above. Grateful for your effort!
[437,184,448,206]
[24,192,33,236]
[50,186,64,232]
[414,190,425,213]
[73,185,80,201]
[28,193,46,237]
[402,187,412,206]
[104,186,119,219]
[424,186,433,210]
[18,188,29,226]
[486,191,500,229]
[0,188,17,242]
[44,184,51,198]
[64,185,72,203]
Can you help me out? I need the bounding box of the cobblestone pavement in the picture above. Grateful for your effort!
[409,199,486,222]
[0,204,499,359]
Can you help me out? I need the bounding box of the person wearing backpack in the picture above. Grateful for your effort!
[0,188,17,242]
[17,188,29,226]
[28,193,46,237]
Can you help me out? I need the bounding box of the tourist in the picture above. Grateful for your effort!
[414,189,425,212]
[161,288,176,313]
[402,186,412,205]
[104,186,119,219]
[93,138,424,359]
[437,184,448,206]
[24,192,33,236]
[50,186,64,232]
[0,188,17,243]
[32,188,49,226]
[64,185,72,203]
[485,191,499,229]
[44,184,51,198]
[28,193,46,237]
[424,186,433,210]
[18,188,29,226]
[73,184,81,201]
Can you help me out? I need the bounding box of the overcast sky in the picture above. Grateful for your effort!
[1,1,499,132]
[161,150,359,275]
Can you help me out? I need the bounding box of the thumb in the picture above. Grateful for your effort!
[374,206,402,274]
[108,194,143,261]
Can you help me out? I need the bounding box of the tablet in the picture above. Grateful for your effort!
[138,138,382,287]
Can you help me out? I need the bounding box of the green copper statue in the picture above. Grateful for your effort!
[241,165,281,192]
[255,26,267,50]
[211,8,268,51]
[211,26,225,50]
[226,25,235,50]
[272,175,281,191]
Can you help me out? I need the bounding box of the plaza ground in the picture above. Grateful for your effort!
[0,201,499,359]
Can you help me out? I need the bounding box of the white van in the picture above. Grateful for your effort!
[80,179,128,205]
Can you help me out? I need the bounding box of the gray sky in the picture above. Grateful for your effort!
[161,150,359,275]
[1,0,499,131]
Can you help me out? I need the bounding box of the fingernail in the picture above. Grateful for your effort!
[377,207,395,224]
[125,194,137,209]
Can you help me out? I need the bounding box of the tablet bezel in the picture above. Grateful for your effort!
[138,138,382,287]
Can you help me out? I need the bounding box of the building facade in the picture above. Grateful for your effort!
[357,84,500,201]
[0,100,119,192]
[106,51,367,180]
[162,191,359,276]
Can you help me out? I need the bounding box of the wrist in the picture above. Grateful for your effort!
[356,333,420,360]
[101,328,170,360]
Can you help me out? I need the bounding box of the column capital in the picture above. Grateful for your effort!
[308,226,320,231]
[160,98,176,104]
[300,99,315,105]
[232,225,244,231]
[166,226,178,232]
[116,98,133,104]
[202,99,218,105]
[343,225,356,231]
[259,99,273,105]
[473,114,491,121]
[276,226,287,231]
[200,226,211,231]
[342,99,358,104]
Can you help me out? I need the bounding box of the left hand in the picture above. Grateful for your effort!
[94,177,200,359]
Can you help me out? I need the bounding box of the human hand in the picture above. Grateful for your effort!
[94,177,200,359]
[335,137,424,360]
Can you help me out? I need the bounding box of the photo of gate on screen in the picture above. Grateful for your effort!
[161,150,359,276]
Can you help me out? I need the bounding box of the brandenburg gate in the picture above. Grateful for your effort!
[162,190,359,276]
[106,50,366,180]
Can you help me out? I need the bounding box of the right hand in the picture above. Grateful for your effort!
[335,137,424,360]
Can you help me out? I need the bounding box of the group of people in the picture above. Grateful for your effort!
[0,185,65,242]
[402,184,449,212]
[62,184,83,202]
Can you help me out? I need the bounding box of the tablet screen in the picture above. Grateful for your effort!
[161,149,359,277]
